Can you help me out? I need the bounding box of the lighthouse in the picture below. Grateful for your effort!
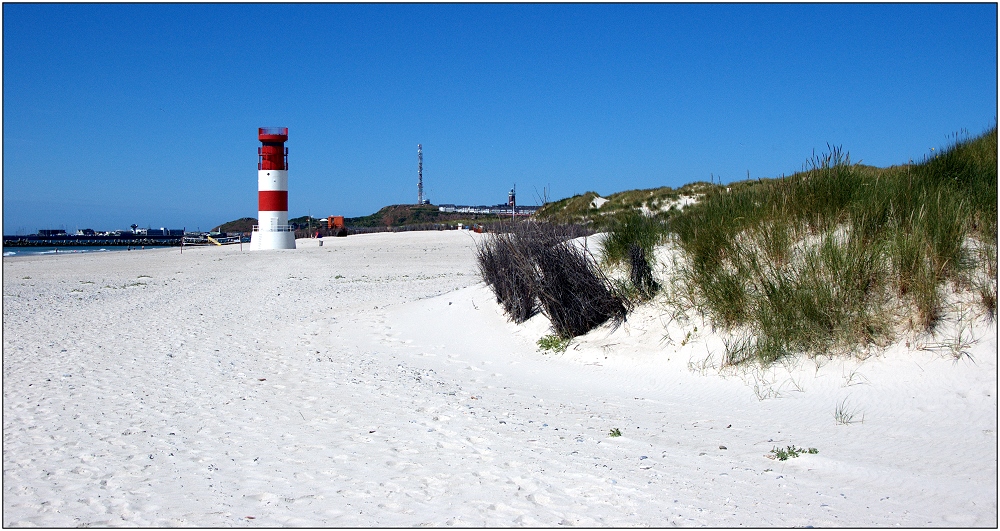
[250,127,296,250]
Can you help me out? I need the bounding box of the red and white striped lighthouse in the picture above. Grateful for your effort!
[250,127,296,250]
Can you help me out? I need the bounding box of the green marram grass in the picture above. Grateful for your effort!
[600,210,668,268]
[600,210,668,303]
[669,127,997,365]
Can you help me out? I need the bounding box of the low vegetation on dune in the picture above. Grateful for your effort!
[486,126,997,367]
[344,204,498,228]
[670,128,996,365]
[533,182,714,230]
[600,211,665,303]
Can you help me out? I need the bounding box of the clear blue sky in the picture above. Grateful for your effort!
[3,3,997,233]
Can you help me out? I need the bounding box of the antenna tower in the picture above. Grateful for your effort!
[417,144,424,205]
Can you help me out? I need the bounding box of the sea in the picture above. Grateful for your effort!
[2,246,173,258]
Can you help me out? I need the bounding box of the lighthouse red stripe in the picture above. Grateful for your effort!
[258,190,288,212]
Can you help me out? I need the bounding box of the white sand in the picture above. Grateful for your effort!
[3,231,996,527]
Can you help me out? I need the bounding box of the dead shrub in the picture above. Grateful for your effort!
[476,231,538,323]
[477,221,626,337]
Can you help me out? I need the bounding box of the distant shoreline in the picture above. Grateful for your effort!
[3,234,183,247]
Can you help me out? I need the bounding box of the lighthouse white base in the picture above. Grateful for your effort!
[249,230,296,250]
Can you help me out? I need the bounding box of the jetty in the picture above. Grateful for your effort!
[3,234,185,247]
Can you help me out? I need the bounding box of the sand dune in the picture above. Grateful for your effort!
[3,231,996,526]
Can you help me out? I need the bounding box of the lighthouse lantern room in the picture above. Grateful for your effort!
[250,127,296,250]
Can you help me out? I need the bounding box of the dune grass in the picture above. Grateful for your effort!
[668,127,997,365]
[486,126,995,365]
[601,210,668,267]
[600,210,668,303]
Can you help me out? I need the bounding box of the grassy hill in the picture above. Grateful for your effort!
[213,217,256,233]
[214,205,501,234]
[342,204,493,228]
[533,164,905,231]
[533,182,717,229]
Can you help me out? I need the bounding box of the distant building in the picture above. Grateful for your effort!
[76,229,96,236]
[440,204,539,216]
[38,229,66,236]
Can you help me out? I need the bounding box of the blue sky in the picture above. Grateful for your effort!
[3,3,996,233]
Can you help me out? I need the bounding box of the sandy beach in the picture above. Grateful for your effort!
[3,231,996,527]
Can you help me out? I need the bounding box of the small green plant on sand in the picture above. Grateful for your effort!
[681,326,698,347]
[537,334,571,353]
[609,428,622,437]
[835,398,864,425]
[767,445,818,461]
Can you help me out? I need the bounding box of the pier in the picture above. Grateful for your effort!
[3,234,184,247]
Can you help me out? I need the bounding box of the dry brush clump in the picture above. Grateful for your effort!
[475,229,538,323]
[477,221,626,338]
[531,234,628,337]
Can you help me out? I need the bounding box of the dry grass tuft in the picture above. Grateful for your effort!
[477,221,626,338]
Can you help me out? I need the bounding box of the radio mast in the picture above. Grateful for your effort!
[417,144,424,205]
